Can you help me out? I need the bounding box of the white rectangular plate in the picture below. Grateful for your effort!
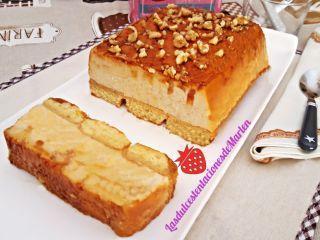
[0,28,297,240]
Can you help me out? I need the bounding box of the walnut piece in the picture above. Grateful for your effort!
[188,13,204,23]
[197,40,209,54]
[185,29,199,42]
[148,67,156,74]
[163,66,176,78]
[215,49,224,57]
[167,3,177,9]
[215,24,223,35]
[174,50,189,65]
[220,19,226,28]
[158,39,165,47]
[138,48,147,58]
[180,7,192,17]
[202,32,214,38]
[209,36,219,45]
[108,34,118,45]
[205,12,213,20]
[108,45,121,54]
[148,31,162,39]
[136,40,144,48]
[216,13,225,19]
[169,24,178,31]
[173,34,188,48]
[227,36,234,43]
[127,26,138,43]
[203,21,213,30]
[187,47,197,60]
[157,49,166,58]
[194,61,207,70]
[232,18,239,27]
[153,13,168,30]
[167,8,176,16]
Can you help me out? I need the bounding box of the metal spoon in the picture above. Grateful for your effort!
[298,69,320,152]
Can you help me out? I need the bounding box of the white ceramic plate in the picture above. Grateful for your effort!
[0,28,297,240]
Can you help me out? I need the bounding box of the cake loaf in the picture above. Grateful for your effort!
[89,4,269,145]
[4,98,177,237]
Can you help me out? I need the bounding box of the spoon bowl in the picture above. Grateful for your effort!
[299,69,320,98]
[298,69,320,152]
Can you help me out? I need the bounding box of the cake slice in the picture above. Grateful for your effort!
[4,98,177,237]
[89,5,269,146]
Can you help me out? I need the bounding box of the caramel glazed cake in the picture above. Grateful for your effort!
[89,4,269,146]
[4,98,177,237]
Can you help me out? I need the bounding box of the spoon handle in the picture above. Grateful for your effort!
[298,98,318,152]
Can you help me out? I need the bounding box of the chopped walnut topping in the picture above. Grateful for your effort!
[153,12,161,20]
[176,54,189,65]
[174,50,189,65]
[167,8,176,16]
[203,21,213,30]
[169,24,178,31]
[220,20,226,28]
[108,34,118,45]
[127,26,138,43]
[174,73,182,80]
[167,3,177,8]
[148,67,156,74]
[215,24,223,35]
[158,39,164,47]
[185,29,199,41]
[173,18,183,24]
[140,19,146,28]
[209,36,219,45]
[205,12,213,20]
[163,66,176,78]
[187,47,197,60]
[180,7,192,17]
[197,40,209,54]
[174,49,182,56]
[225,19,231,27]
[194,61,207,70]
[181,66,189,76]
[202,32,214,38]
[138,48,147,58]
[148,31,162,39]
[236,16,249,25]
[215,49,224,57]
[109,34,117,39]
[173,34,188,48]
[216,13,225,19]
[186,22,193,30]
[227,36,234,43]
[199,63,207,69]
[157,49,166,58]
[188,13,204,23]
[136,40,144,48]
[232,18,239,27]
[153,13,168,30]
[108,45,121,54]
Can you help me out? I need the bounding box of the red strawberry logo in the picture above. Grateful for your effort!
[175,145,206,174]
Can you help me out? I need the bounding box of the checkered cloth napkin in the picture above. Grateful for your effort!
[297,183,320,240]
